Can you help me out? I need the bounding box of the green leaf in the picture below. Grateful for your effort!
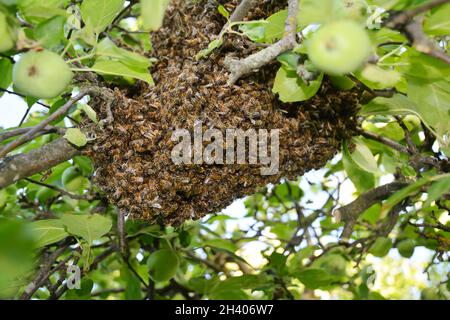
[350,137,379,173]
[239,22,267,43]
[30,219,69,248]
[73,156,94,176]
[80,0,125,35]
[424,175,450,207]
[18,0,68,24]
[369,237,392,257]
[358,64,401,90]
[141,0,170,31]
[381,174,450,217]
[90,59,154,85]
[218,5,230,20]
[264,10,288,43]
[399,52,450,81]
[296,268,333,289]
[61,214,112,244]
[342,141,375,192]
[34,15,66,50]
[407,78,450,143]
[424,3,450,36]
[96,38,151,70]
[273,66,323,102]
[360,93,449,143]
[147,248,179,282]
[0,58,13,97]
[64,128,88,147]
[297,0,347,27]
[195,38,223,60]
[78,104,97,123]
[204,239,237,252]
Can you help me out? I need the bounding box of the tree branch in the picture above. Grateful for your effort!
[386,0,450,65]
[334,182,408,239]
[0,89,91,158]
[0,125,65,144]
[0,138,80,189]
[224,0,299,85]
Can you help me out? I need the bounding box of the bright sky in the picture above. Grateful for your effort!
[0,91,46,129]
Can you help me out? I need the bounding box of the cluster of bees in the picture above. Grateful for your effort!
[85,0,361,225]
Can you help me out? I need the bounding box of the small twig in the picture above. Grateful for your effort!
[220,0,259,35]
[386,0,450,65]
[0,89,92,158]
[356,127,410,154]
[98,91,115,127]
[118,209,127,256]
[24,178,95,201]
[0,125,64,144]
[224,0,299,85]
[20,244,70,300]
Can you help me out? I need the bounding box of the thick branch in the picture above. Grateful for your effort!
[334,182,408,239]
[224,0,299,85]
[0,138,80,189]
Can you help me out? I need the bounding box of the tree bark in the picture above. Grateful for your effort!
[0,138,80,189]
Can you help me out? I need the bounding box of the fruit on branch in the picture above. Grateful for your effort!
[341,0,368,20]
[307,20,372,76]
[147,249,180,282]
[396,239,415,258]
[12,49,73,99]
[0,10,17,52]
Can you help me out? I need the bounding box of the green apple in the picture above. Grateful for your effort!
[307,20,372,75]
[369,237,392,257]
[147,249,179,282]
[341,0,368,20]
[397,239,415,258]
[13,49,73,99]
[0,11,17,52]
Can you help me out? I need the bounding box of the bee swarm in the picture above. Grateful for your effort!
[85,0,360,225]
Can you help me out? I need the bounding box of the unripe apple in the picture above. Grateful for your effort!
[307,20,372,75]
[342,0,368,20]
[13,49,73,99]
[397,239,415,258]
[0,11,17,52]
